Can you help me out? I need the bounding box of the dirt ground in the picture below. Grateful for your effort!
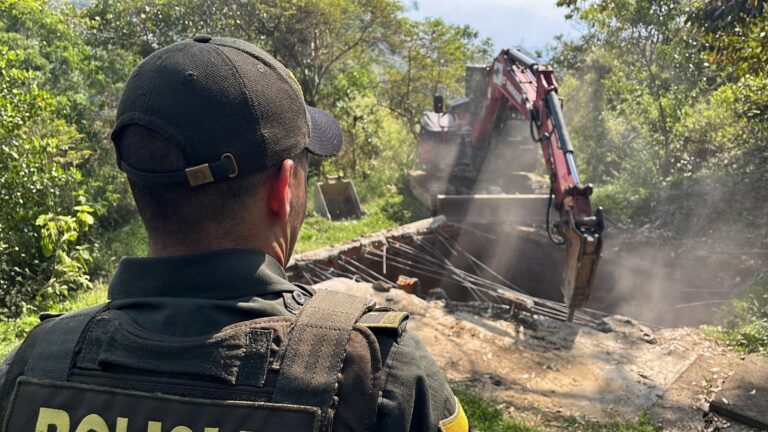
[316,278,760,431]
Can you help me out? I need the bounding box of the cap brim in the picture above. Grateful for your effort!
[306,106,342,157]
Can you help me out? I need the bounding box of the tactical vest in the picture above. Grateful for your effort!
[0,290,408,432]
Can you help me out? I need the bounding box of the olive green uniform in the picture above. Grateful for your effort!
[0,249,464,431]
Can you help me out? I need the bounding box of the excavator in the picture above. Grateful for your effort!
[413,48,604,320]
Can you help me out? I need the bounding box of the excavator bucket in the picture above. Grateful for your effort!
[436,194,549,224]
[560,210,604,320]
[314,176,364,221]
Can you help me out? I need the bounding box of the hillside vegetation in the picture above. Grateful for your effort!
[554,0,767,231]
[1,2,766,429]
[0,0,765,347]
[552,0,768,352]
[0,0,489,317]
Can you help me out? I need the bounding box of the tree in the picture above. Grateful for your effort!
[381,17,492,139]
[84,0,403,106]
[234,0,403,107]
[688,0,767,81]
[553,0,712,182]
[551,0,768,231]
[318,65,413,186]
[0,0,122,317]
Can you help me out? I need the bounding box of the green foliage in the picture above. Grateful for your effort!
[553,1,768,358]
[689,0,767,80]
[452,388,541,432]
[0,283,108,359]
[554,0,711,185]
[315,16,491,186]
[84,0,403,106]
[706,278,768,354]
[319,66,415,185]
[590,184,650,224]
[0,0,127,317]
[382,17,493,138]
[0,313,40,359]
[296,181,428,254]
[553,0,768,228]
[34,205,97,296]
[95,215,149,270]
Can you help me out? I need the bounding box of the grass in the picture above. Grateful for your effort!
[296,212,398,254]
[454,387,660,431]
[703,277,768,354]
[0,283,108,358]
[576,413,659,432]
[296,182,428,254]
[453,388,541,432]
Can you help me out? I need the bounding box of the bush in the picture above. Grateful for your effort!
[0,0,127,317]
[318,66,416,190]
[706,278,768,354]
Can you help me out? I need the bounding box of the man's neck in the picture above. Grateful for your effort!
[148,238,288,267]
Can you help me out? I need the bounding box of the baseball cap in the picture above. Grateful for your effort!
[111,35,342,187]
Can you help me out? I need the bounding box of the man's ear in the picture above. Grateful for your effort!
[268,159,295,221]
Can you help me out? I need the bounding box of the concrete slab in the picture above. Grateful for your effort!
[649,353,758,431]
[710,354,768,429]
[436,194,548,223]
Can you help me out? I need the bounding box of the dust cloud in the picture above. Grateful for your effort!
[424,135,766,328]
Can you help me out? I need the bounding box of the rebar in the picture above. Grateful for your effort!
[297,230,612,331]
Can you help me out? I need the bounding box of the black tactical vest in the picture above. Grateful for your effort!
[0,290,406,432]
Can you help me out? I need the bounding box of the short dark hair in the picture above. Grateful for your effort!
[115,125,306,236]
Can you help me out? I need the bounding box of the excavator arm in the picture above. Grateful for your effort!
[473,49,604,319]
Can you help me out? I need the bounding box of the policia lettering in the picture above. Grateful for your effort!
[35,407,229,432]
[1,287,470,432]
[31,397,471,432]
[36,408,141,432]
[10,378,320,432]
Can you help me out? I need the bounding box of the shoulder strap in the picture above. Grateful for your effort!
[0,305,106,420]
[24,304,108,381]
[273,290,371,428]
[0,317,56,421]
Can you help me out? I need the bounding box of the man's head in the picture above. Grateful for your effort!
[111,36,342,264]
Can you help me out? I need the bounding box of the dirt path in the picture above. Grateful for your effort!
[317,278,758,430]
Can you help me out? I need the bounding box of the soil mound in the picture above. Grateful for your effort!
[317,278,755,430]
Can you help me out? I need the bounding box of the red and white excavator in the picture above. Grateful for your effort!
[413,48,604,319]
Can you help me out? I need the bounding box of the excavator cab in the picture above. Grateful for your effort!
[417,97,474,179]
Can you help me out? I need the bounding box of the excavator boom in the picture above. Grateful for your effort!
[485,49,604,317]
[417,48,604,318]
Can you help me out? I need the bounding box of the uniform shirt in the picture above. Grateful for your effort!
[0,249,462,432]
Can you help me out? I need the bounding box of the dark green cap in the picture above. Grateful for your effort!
[111,36,342,187]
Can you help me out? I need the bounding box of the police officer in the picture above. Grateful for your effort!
[0,36,469,432]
